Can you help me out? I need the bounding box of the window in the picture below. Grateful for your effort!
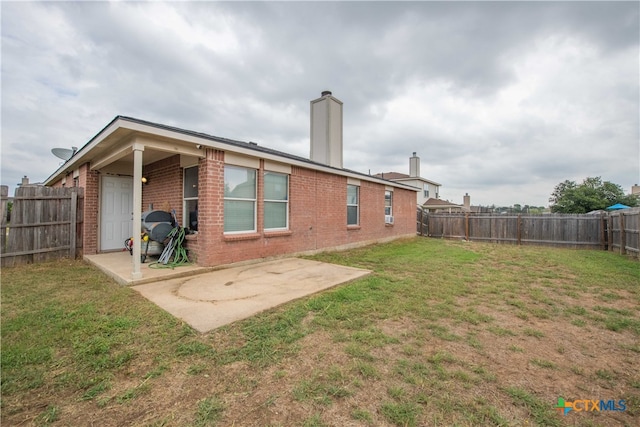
[347,184,359,225]
[224,165,257,233]
[385,190,393,216]
[184,166,198,230]
[264,172,289,230]
[423,183,429,198]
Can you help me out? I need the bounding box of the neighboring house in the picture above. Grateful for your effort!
[374,153,441,206]
[422,193,472,213]
[423,198,464,213]
[44,91,418,279]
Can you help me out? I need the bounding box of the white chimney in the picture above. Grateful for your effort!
[463,193,471,211]
[310,90,343,168]
[409,152,420,177]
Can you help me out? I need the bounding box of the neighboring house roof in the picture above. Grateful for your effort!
[373,172,441,187]
[373,172,409,180]
[422,198,463,209]
[470,205,491,213]
[44,116,418,192]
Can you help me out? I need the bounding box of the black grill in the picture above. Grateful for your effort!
[141,210,174,242]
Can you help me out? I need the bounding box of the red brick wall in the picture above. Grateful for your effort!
[51,150,416,266]
[186,154,417,267]
[188,148,225,266]
[50,163,99,255]
[80,165,99,255]
[142,155,183,223]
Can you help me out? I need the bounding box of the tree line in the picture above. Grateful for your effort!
[549,177,638,213]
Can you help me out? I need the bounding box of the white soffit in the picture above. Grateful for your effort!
[224,152,260,169]
[264,160,292,174]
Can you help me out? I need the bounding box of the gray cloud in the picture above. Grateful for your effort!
[2,1,638,207]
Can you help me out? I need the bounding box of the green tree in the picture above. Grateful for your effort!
[549,177,638,213]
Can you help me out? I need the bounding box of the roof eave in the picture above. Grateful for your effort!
[44,116,420,192]
[44,116,126,185]
[392,176,442,187]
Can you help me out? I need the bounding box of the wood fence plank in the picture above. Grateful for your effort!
[418,211,640,254]
[2,186,84,267]
[1,185,8,253]
[620,213,626,255]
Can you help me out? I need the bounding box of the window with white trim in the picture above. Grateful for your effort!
[347,184,359,225]
[423,183,429,198]
[183,166,198,230]
[264,172,289,230]
[385,190,393,216]
[224,165,257,233]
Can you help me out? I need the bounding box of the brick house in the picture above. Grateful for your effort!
[44,92,418,279]
[374,152,441,206]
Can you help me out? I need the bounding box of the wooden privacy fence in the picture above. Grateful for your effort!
[607,209,640,257]
[417,210,615,251]
[1,186,84,267]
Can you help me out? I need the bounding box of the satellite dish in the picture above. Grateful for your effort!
[51,147,77,161]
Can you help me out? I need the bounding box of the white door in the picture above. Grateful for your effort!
[100,176,133,251]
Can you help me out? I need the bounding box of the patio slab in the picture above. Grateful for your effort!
[85,251,211,286]
[132,258,371,332]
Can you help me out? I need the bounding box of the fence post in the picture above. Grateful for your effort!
[619,213,626,255]
[70,190,77,259]
[465,212,469,241]
[637,212,640,258]
[1,185,7,253]
[608,215,613,252]
[600,213,606,251]
[517,214,522,245]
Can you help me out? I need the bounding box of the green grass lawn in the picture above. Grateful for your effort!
[2,238,639,426]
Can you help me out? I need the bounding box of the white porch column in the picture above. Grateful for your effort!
[131,145,144,280]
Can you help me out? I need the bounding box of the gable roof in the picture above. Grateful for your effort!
[373,172,409,180]
[44,116,418,192]
[373,171,441,187]
[423,198,462,208]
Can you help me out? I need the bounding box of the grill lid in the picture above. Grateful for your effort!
[141,210,173,224]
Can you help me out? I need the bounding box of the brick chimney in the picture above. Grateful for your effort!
[463,193,471,211]
[310,91,343,168]
[409,152,420,178]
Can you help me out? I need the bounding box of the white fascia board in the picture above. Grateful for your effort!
[392,177,442,187]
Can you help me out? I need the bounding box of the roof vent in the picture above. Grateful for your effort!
[321,90,332,97]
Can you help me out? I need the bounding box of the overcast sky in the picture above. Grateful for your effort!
[2,1,638,207]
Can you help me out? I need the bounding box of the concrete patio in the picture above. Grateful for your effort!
[132,258,371,332]
[85,251,371,332]
[84,251,211,286]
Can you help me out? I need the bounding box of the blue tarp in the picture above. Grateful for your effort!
[606,203,630,211]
